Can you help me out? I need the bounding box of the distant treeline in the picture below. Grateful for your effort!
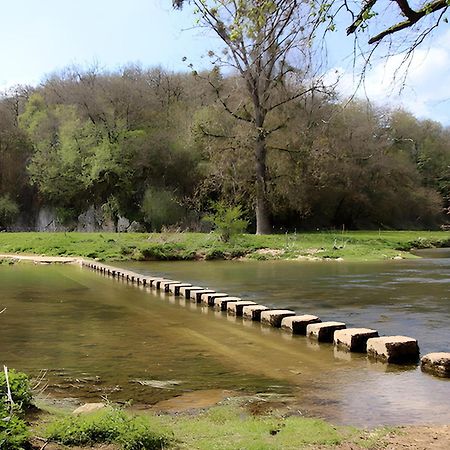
[0,65,449,231]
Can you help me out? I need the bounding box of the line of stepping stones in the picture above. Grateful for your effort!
[81,260,450,378]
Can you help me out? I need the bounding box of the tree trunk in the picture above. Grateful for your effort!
[255,136,272,234]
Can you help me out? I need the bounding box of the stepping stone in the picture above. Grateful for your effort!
[162,281,181,292]
[179,286,203,297]
[421,353,450,377]
[214,296,241,311]
[154,279,171,290]
[242,305,269,321]
[166,282,191,294]
[185,288,209,300]
[281,315,321,335]
[307,321,346,342]
[171,283,193,295]
[201,293,229,306]
[366,336,420,363]
[192,289,216,303]
[260,310,296,327]
[227,301,257,316]
[333,328,379,352]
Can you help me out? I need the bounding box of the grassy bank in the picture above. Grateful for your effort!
[0,230,449,262]
[33,403,388,450]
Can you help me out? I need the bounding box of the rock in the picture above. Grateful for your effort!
[281,315,321,335]
[227,301,257,316]
[333,328,379,352]
[242,305,269,321]
[260,310,296,327]
[306,321,346,342]
[214,296,241,311]
[201,292,229,306]
[169,283,192,295]
[421,352,450,377]
[73,402,106,415]
[127,220,145,232]
[192,289,216,303]
[366,335,420,363]
[179,286,203,297]
[117,216,130,232]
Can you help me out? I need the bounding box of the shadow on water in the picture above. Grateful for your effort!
[0,257,449,427]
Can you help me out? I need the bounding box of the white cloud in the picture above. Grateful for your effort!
[328,29,450,125]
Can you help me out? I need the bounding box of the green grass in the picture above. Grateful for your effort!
[0,230,448,262]
[41,404,388,450]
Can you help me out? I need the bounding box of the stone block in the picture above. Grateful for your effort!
[214,296,241,311]
[421,352,450,377]
[366,336,420,363]
[179,286,203,297]
[333,328,379,352]
[242,305,269,321]
[193,289,215,303]
[260,309,296,327]
[201,292,229,306]
[227,301,257,316]
[307,321,346,342]
[162,281,181,292]
[165,282,191,294]
[281,315,321,335]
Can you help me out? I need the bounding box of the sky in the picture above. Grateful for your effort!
[1,0,449,125]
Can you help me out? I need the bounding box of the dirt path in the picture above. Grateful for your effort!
[0,253,81,263]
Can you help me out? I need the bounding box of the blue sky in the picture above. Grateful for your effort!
[1,0,449,125]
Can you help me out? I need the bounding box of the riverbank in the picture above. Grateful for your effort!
[28,399,450,450]
[0,231,449,262]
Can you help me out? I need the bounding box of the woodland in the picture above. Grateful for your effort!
[0,65,449,232]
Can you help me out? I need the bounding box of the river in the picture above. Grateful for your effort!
[1,252,449,426]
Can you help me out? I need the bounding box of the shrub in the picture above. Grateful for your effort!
[0,195,19,228]
[45,408,171,450]
[203,202,248,243]
[141,188,185,232]
[0,369,32,450]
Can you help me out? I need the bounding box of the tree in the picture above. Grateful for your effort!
[174,0,326,234]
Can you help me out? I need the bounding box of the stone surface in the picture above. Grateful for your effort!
[227,301,257,316]
[333,328,379,352]
[421,352,450,377]
[117,216,130,232]
[73,402,106,415]
[307,321,346,342]
[260,309,296,327]
[242,305,269,321]
[201,292,229,306]
[214,296,241,311]
[281,315,321,335]
[163,281,183,292]
[366,335,420,363]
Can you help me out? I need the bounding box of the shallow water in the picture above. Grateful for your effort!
[1,255,449,427]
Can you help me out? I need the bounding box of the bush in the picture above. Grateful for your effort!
[45,408,171,450]
[141,188,185,232]
[0,369,32,450]
[0,195,19,228]
[203,202,248,243]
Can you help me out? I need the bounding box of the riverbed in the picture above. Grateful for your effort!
[1,253,449,427]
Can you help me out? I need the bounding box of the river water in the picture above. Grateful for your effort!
[1,252,449,426]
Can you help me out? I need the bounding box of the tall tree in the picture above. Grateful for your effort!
[174,0,325,234]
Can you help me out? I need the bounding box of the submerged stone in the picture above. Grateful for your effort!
[421,352,450,377]
[366,336,420,363]
[307,321,346,342]
[333,328,379,352]
[281,315,321,335]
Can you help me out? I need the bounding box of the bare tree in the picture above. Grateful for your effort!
[174,0,326,234]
